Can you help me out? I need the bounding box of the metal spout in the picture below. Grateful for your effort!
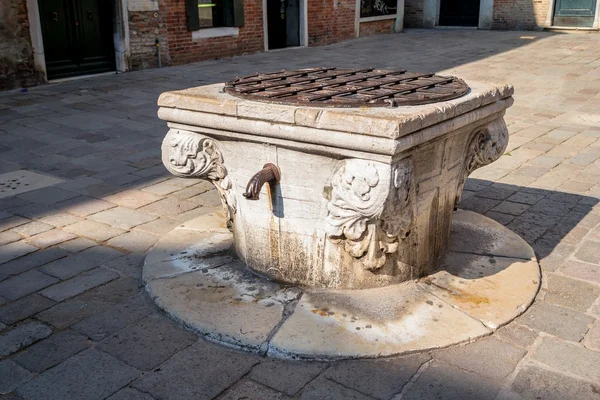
[243,163,281,200]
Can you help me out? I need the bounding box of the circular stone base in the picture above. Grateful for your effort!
[143,209,540,360]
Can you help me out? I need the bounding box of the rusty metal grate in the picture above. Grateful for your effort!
[223,67,470,108]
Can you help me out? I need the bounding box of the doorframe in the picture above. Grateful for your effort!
[546,0,600,28]
[423,0,493,29]
[26,0,131,82]
[262,0,308,51]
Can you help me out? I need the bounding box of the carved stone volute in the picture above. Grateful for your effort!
[455,119,509,207]
[161,129,236,227]
[326,158,413,271]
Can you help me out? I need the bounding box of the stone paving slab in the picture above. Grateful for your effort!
[0,28,598,399]
[97,314,197,371]
[15,348,141,400]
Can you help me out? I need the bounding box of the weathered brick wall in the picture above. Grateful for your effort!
[492,0,549,29]
[163,0,264,66]
[0,0,38,90]
[359,19,395,36]
[128,0,170,69]
[404,0,424,27]
[307,0,355,46]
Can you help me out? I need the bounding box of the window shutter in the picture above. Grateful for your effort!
[185,0,200,31]
[232,0,244,27]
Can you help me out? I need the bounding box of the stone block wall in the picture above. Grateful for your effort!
[307,0,355,46]
[163,0,264,65]
[0,0,37,90]
[359,19,395,36]
[492,0,549,29]
[128,0,170,69]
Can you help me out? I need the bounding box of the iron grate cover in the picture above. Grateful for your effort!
[224,67,470,108]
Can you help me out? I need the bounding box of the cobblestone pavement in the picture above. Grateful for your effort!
[0,29,600,400]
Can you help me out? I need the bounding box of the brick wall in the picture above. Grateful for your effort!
[307,0,355,46]
[359,19,395,36]
[162,0,264,66]
[492,0,549,29]
[0,0,38,90]
[129,0,170,69]
[404,0,424,27]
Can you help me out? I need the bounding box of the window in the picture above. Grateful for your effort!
[186,0,244,30]
[360,0,397,18]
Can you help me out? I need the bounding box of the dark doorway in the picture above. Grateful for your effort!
[553,0,596,27]
[39,0,116,80]
[267,0,300,49]
[439,0,480,26]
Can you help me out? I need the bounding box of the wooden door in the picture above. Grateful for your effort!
[267,0,300,49]
[553,0,596,27]
[439,0,480,26]
[39,0,115,79]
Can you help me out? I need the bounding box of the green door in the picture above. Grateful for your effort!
[39,0,115,80]
[553,0,596,27]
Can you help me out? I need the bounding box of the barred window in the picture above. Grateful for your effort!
[360,0,397,18]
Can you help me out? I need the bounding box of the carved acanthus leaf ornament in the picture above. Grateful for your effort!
[456,119,509,207]
[326,159,413,271]
[161,129,236,226]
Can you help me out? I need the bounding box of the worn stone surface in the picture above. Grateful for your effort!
[495,323,538,349]
[16,348,141,400]
[544,273,600,312]
[583,319,600,352]
[519,303,594,341]
[0,322,53,356]
[433,337,525,381]
[88,207,157,229]
[249,360,328,396]
[132,341,259,400]
[450,210,535,260]
[97,314,196,371]
[63,220,126,242]
[26,230,77,249]
[299,377,375,400]
[147,260,300,351]
[36,278,141,329]
[106,388,156,400]
[531,337,600,384]
[13,330,90,373]
[0,241,38,265]
[0,360,32,395]
[39,248,123,280]
[557,260,600,285]
[324,354,430,400]
[418,252,540,329]
[0,248,69,281]
[511,366,600,400]
[219,379,292,400]
[0,270,59,300]
[106,230,158,252]
[574,240,600,264]
[268,283,490,359]
[402,361,500,400]
[72,295,153,341]
[142,228,233,281]
[40,268,119,302]
[0,294,55,325]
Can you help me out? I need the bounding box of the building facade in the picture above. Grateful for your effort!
[405,0,599,30]
[0,0,404,90]
[1,0,598,91]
